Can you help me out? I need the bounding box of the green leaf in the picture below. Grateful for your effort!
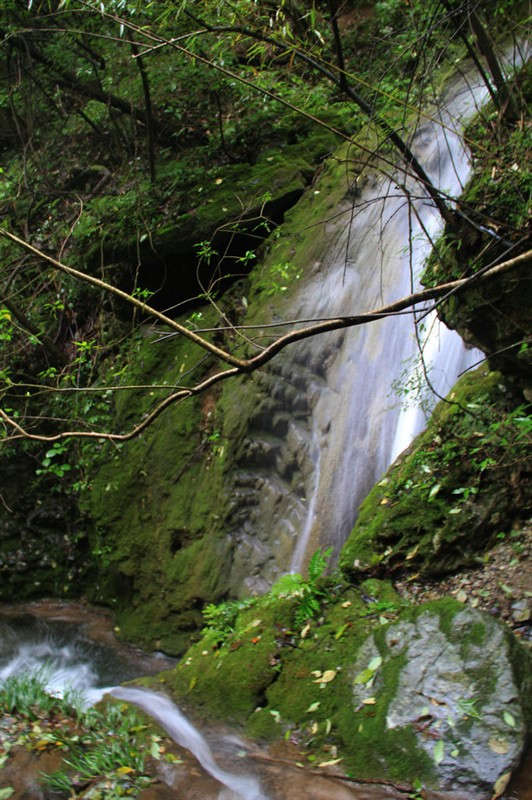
[433,739,444,765]
[367,656,382,672]
[353,668,374,685]
[503,711,516,728]
[0,789,15,800]
[428,483,441,500]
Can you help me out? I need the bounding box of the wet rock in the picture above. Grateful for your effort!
[351,604,531,798]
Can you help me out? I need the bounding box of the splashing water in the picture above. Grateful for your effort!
[112,687,269,800]
[0,616,268,799]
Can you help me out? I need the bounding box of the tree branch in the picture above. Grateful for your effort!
[1,226,528,444]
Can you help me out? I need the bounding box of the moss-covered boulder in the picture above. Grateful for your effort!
[339,366,531,579]
[152,580,531,797]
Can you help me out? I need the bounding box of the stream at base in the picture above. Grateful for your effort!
[1,603,530,800]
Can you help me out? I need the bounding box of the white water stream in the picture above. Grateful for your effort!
[287,68,494,571]
[0,617,268,800]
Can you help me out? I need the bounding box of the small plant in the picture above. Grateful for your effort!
[202,597,257,644]
[194,239,218,265]
[270,547,333,626]
[255,261,301,296]
[35,441,72,478]
[132,286,155,302]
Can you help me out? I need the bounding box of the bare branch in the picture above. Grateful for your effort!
[1,238,528,444]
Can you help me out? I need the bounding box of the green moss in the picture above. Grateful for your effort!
[152,581,440,784]
[422,61,531,391]
[78,309,237,654]
[340,367,531,579]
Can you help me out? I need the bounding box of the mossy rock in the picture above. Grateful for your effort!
[79,313,236,654]
[339,366,531,579]
[152,582,531,794]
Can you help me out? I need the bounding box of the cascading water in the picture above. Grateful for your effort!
[0,615,268,800]
[285,75,496,570]
[227,65,496,588]
[112,687,268,800]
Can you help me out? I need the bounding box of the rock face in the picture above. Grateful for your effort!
[351,607,530,797]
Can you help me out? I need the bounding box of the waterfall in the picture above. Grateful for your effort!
[283,72,491,570]
[228,65,496,587]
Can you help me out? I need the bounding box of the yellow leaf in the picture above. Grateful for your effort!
[406,543,420,560]
[489,738,509,755]
[214,177,223,185]
[115,766,134,775]
[491,772,511,799]
[35,740,50,751]
[341,601,352,608]
[318,758,342,767]
[319,670,336,683]
[301,623,311,639]
[311,670,322,678]
[362,697,376,705]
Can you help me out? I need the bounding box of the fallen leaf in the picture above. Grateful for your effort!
[489,738,509,755]
[428,483,441,500]
[311,670,322,678]
[311,722,318,734]
[214,177,223,184]
[354,668,374,685]
[334,624,349,640]
[491,772,511,799]
[318,758,342,767]
[306,702,321,713]
[325,719,332,734]
[362,697,376,705]
[503,711,516,728]
[115,766,134,775]
[250,636,261,644]
[456,590,467,603]
[301,623,311,639]
[367,656,382,671]
[320,670,337,683]
[406,543,420,560]
[341,601,352,608]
